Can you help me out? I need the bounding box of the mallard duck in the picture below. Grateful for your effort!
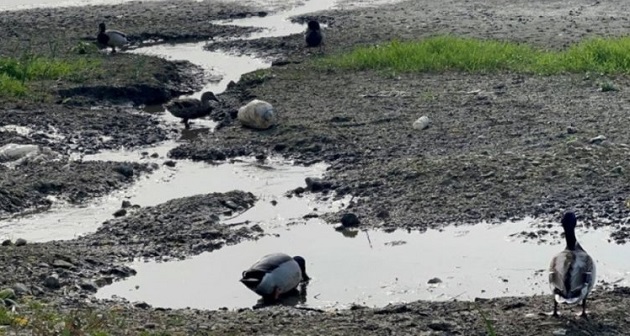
[304,20,324,50]
[164,91,219,129]
[548,212,596,318]
[97,22,128,53]
[237,99,277,130]
[240,253,310,301]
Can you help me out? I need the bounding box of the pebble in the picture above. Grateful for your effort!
[590,135,607,144]
[412,116,431,130]
[1,240,12,246]
[52,259,74,269]
[121,200,132,208]
[427,277,442,284]
[114,164,134,178]
[79,280,98,292]
[341,213,360,227]
[164,160,177,167]
[43,275,61,289]
[113,209,127,217]
[305,177,333,192]
[12,283,29,295]
[14,238,26,246]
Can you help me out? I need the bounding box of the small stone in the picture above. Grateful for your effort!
[376,209,390,219]
[43,275,61,289]
[134,302,151,309]
[1,240,12,246]
[163,160,176,167]
[412,116,431,130]
[255,154,267,161]
[94,277,113,287]
[427,277,442,285]
[144,323,157,330]
[611,166,624,175]
[121,200,132,208]
[427,320,453,332]
[590,135,607,144]
[481,171,495,178]
[305,177,332,192]
[12,283,29,295]
[553,329,567,336]
[150,153,159,158]
[79,280,98,292]
[567,126,578,134]
[113,209,127,217]
[341,213,360,227]
[14,238,26,246]
[270,200,278,206]
[52,259,74,269]
[114,164,134,178]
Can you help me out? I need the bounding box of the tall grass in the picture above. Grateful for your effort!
[321,35,630,75]
[0,54,100,97]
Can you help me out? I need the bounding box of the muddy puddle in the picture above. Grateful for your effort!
[96,217,630,310]
[0,145,335,242]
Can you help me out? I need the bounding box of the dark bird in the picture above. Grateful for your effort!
[97,22,128,53]
[163,91,219,129]
[304,20,325,51]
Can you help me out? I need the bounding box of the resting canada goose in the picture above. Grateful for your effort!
[548,212,596,318]
[163,91,219,129]
[304,20,324,50]
[97,22,128,53]
[240,253,310,301]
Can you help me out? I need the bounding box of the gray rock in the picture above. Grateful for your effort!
[590,135,607,144]
[52,259,74,269]
[427,277,443,284]
[427,320,454,332]
[1,240,12,246]
[305,177,333,192]
[79,280,98,292]
[94,277,114,288]
[164,160,176,167]
[341,213,360,227]
[121,200,132,208]
[43,275,61,289]
[114,164,134,178]
[12,283,29,295]
[14,238,26,246]
[134,302,151,309]
[611,166,624,175]
[113,209,127,217]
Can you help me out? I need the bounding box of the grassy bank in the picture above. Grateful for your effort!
[0,54,101,97]
[321,35,630,75]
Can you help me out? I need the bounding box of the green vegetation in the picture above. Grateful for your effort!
[473,302,497,336]
[0,53,100,97]
[321,35,630,75]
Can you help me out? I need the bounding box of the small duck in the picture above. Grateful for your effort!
[240,253,310,301]
[97,22,128,53]
[304,20,325,51]
[163,91,219,129]
[548,212,596,318]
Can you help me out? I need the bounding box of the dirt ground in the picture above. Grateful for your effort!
[2,0,630,335]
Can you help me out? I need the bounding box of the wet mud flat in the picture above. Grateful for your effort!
[1,0,630,335]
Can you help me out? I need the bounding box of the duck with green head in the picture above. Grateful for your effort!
[548,211,596,318]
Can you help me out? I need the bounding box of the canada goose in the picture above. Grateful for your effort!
[548,212,596,318]
[304,20,325,51]
[240,253,310,301]
[97,23,128,53]
[163,91,219,129]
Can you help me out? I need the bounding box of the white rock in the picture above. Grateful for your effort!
[237,99,277,130]
[0,143,40,163]
[412,116,431,130]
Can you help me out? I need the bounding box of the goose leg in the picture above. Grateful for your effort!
[552,300,559,317]
[273,287,281,301]
[580,298,588,319]
[183,118,190,130]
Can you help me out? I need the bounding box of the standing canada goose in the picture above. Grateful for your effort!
[548,212,596,318]
[97,22,129,53]
[304,20,324,51]
[240,253,310,301]
[164,91,219,129]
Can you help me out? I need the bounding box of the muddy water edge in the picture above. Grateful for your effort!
[2,0,630,336]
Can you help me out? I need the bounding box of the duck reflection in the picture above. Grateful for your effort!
[252,282,309,309]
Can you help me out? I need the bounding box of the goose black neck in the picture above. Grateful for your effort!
[564,226,577,250]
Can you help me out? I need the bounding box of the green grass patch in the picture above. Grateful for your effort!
[0,54,101,97]
[320,35,630,75]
